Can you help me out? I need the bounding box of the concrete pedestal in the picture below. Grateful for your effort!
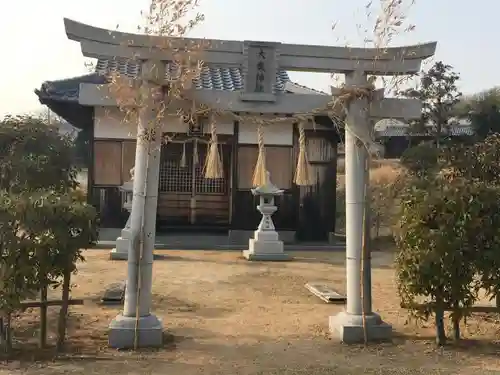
[110,237,130,260]
[329,311,392,344]
[110,226,131,260]
[108,313,163,349]
[243,230,291,261]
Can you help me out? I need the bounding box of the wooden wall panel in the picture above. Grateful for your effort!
[307,137,336,163]
[296,135,338,242]
[94,141,122,186]
[122,141,136,182]
[237,146,257,189]
[237,146,293,189]
[267,147,293,189]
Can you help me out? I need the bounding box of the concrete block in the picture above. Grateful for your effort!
[108,314,163,349]
[228,230,296,244]
[242,250,292,261]
[329,311,392,344]
[109,237,130,260]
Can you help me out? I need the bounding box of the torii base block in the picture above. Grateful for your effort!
[329,311,392,344]
[108,314,163,349]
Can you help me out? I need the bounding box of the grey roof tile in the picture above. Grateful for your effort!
[95,58,293,93]
[450,126,474,136]
[375,125,475,137]
[37,56,331,106]
[45,59,480,141]
[35,73,108,102]
[284,81,329,95]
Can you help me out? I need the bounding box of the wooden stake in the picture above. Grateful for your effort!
[39,285,48,349]
[56,265,72,351]
[360,154,369,346]
[4,313,11,354]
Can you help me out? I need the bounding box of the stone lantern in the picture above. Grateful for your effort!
[110,178,134,260]
[243,171,291,261]
[121,179,134,211]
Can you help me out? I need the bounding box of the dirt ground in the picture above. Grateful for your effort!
[3,249,500,375]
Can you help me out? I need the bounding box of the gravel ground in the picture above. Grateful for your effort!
[3,250,500,375]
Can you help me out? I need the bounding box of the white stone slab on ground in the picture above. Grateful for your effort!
[305,282,346,304]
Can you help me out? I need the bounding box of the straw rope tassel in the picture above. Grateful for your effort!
[203,115,223,179]
[252,122,267,187]
[294,122,313,186]
[180,142,187,168]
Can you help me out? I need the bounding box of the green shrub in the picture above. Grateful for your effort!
[395,137,500,345]
[0,114,97,352]
[400,142,439,177]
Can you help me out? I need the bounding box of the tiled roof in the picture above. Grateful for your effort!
[284,81,329,95]
[36,58,326,104]
[35,73,108,102]
[36,60,475,139]
[95,58,293,94]
[375,124,474,137]
[450,126,474,136]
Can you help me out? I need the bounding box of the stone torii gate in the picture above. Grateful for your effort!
[63,18,436,347]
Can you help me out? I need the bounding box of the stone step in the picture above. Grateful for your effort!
[96,228,346,251]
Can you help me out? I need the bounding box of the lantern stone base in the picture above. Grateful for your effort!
[108,313,163,349]
[110,211,132,260]
[243,230,291,261]
[110,229,131,260]
[329,311,392,344]
[110,239,129,260]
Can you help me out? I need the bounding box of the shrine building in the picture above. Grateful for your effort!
[35,23,341,244]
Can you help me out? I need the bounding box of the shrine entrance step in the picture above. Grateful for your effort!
[155,225,229,234]
[97,228,346,251]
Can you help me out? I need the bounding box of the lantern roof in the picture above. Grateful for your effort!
[251,171,284,196]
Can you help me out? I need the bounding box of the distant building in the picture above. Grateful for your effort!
[374,119,474,158]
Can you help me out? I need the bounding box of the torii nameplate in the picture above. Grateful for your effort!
[241,41,278,103]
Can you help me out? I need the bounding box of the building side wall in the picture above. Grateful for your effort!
[94,106,235,139]
[92,107,296,187]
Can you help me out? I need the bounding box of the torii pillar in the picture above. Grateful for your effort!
[329,71,409,343]
[108,78,164,349]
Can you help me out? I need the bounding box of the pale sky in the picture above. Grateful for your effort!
[0,0,496,118]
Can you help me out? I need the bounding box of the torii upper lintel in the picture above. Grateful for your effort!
[64,18,437,75]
